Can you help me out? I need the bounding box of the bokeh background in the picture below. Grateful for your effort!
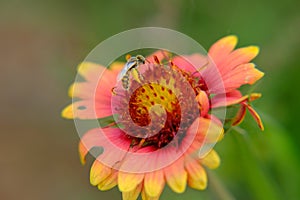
[1,0,300,199]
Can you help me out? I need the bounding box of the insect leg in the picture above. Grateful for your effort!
[131,68,143,83]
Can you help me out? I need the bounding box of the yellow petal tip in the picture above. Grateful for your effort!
[77,62,101,78]
[244,46,260,57]
[90,176,100,186]
[249,93,262,101]
[258,70,265,79]
[78,143,87,165]
[118,173,144,193]
[80,157,86,165]
[68,83,75,97]
[200,150,221,169]
[224,35,238,45]
[77,62,90,75]
[166,173,187,194]
[61,104,74,119]
[189,180,207,190]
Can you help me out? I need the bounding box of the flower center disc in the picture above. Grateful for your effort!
[111,62,200,150]
[128,83,181,148]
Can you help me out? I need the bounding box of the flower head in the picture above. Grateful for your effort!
[62,35,264,200]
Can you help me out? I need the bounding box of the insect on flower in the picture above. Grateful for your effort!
[117,54,146,90]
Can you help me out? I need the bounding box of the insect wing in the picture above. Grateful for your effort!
[117,67,127,81]
[117,61,137,81]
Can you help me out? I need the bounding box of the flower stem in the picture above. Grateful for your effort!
[207,170,235,200]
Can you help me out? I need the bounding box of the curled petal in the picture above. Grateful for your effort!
[118,172,144,192]
[144,170,165,197]
[200,149,220,169]
[211,91,262,108]
[185,159,207,190]
[246,104,264,131]
[164,157,187,193]
[122,183,143,200]
[249,93,262,101]
[232,104,247,126]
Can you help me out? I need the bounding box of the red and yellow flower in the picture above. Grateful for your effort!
[62,35,264,200]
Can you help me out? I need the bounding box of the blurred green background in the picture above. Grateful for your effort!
[1,0,300,199]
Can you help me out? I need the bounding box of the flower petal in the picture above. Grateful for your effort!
[118,172,144,192]
[185,159,207,190]
[144,170,165,197]
[164,157,187,193]
[141,189,160,200]
[211,90,242,108]
[211,91,262,108]
[222,63,264,91]
[90,159,112,186]
[61,103,75,119]
[205,36,262,93]
[196,90,210,117]
[208,35,238,66]
[189,118,224,144]
[64,61,123,120]
[109,61,125,72]
[187,117,224,159]
[172,54,208,73]
[246,104,264,130]
[249,93,262,101]
[68,82,94,99]
[78,128,103,165]
[77,62,106,82]
[219,46,260,76]
[146,50,170,64]
[232,104,247,126]
[122,183,142,200]
[98,170,118,191]
[200,149,220,169]
[64,100,108,120]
